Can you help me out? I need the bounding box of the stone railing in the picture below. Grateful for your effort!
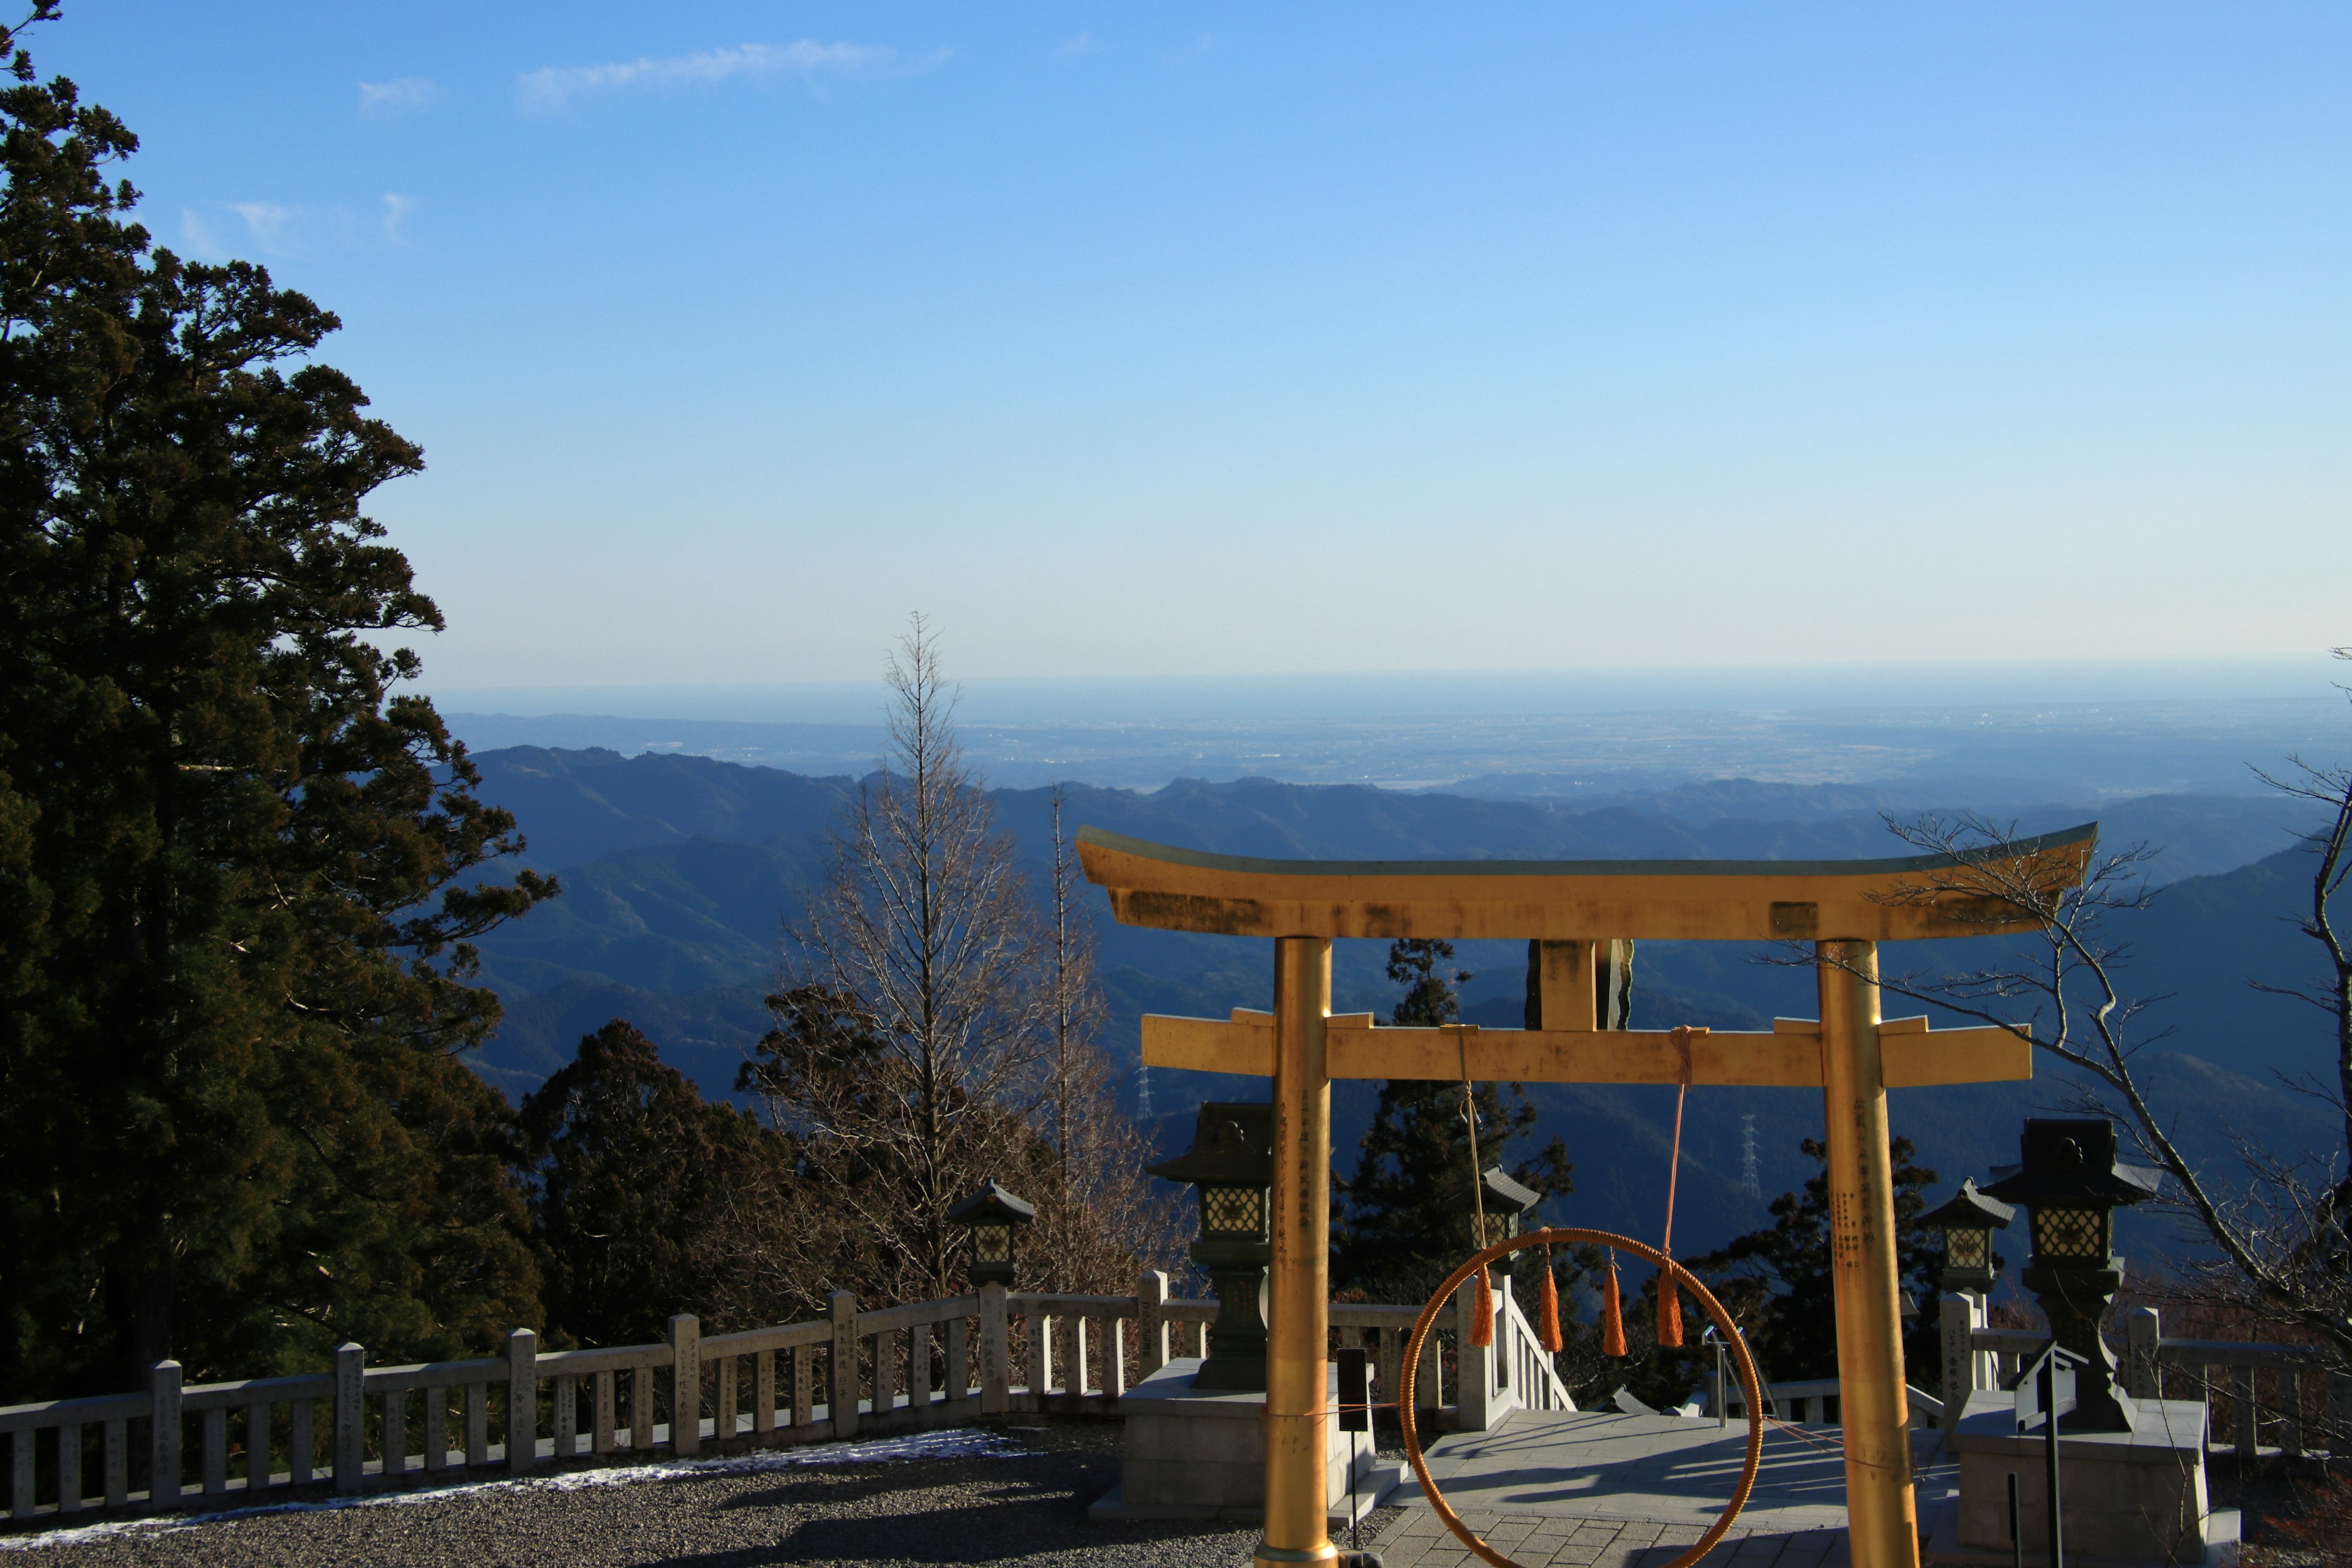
[1476,1282,1577,1427]
[2,1272,1494,1526]
[1938,1300,2350,1459]
[1697,1377,1943,1430]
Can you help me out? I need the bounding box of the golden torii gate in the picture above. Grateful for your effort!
[1077,823,2096,1568]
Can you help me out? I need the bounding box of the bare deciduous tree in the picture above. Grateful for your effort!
[1023,786,1185,1292]
[756,615,1047,1301]
[1809,663,2352,1375]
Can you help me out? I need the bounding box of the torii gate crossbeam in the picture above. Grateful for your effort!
[1078,824,2095,1568]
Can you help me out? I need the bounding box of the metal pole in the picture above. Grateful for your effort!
[2007,1472,2022,1568]
[1259,936,1336,1568]
[2042,1360,2064,1568]
[1817,939,1920,1568]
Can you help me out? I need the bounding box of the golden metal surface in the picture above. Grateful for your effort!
[1818,941,1920,1568]
[1138,1010,2031,1088]
[1258,937,1338,1568]
[1077,824,2095,941]
[1396,1229,1765,1568]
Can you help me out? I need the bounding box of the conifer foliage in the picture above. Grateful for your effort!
[520,1022,785,1347]
[0,13,554,1393]
[1336,940,1571,1302]
[1689,1135,1943,1384]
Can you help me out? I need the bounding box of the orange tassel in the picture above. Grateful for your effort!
[1656,1271,1684,1349]
[1600,1257,1627,1357]
[1537,1263,1565,1353]
[1469,1266,1494,1348]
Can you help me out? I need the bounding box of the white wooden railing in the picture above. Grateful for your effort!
[1,1271,1501,1525]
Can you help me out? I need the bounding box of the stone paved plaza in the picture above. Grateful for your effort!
[1367,1506,1853,1568]
[1368,1407,1955,1565]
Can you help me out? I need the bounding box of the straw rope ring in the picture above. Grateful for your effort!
[1397,1227,1766,1568]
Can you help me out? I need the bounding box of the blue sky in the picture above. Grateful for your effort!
[40,4,2352,692]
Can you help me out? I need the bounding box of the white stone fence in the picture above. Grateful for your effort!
[1937,1300,2350,1459]
[1,1271,1551,1527]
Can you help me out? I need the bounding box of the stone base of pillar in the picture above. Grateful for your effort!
[1925,1392,2237,1568]
[1088,1359,1387,1526]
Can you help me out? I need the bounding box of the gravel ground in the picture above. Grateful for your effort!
[3,1422,1408,1568]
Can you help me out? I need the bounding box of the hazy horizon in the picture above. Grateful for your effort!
[431,654,2352,798]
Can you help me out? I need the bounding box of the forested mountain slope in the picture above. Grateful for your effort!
[466,747,2339,1261]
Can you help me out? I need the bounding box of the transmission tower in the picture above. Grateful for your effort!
[1136,1063,1153,1122]
[1740,1113,1761,1199]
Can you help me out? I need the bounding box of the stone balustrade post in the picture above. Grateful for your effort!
[1454,1278,1494,1432]
[668,1315,701,1455]
[147,1360,183,1509]
[331,1344,365,1490]
[828,1291,859,1438]
[1137,1272,1170,1377]
[1939,1294,1980,1433]
[505,1329,538,1474]
[978,1282,1010,1414]
[2125,1306,2162,1401]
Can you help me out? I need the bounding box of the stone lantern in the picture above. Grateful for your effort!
[948,1178,1035,1289]
[1980,1118,2162,1432]
[1919,1178,2015,1297]
[1459,1164,1542,1278]
[1147,1102,1273,1391]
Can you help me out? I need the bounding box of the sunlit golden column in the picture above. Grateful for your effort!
[1258,935,1338,1568]
[1817,939,1920,1568]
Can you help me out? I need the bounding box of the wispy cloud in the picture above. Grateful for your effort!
[232,202,299,254]
[516,40,881,116]
[381,193,418,243]
[358,77,440,116]
[1057,33,1103,58]
[179,208,226,259]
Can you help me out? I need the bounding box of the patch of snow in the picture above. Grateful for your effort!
[0,1427,1020,1553]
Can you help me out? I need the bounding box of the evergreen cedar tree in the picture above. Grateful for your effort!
[0,15,557,1393]
[519,1021,782,1350]
[1336,939,1572,1303]
[1686,1136,1947,1388]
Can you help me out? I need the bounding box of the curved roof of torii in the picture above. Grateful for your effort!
[1075,821,2097,942]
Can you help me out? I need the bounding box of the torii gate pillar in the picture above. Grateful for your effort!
[1263,937,1335,1566]
[1817,940,1917,1566]
[1079,823,2096,1568]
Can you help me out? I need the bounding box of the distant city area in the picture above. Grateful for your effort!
[442,665,2345,802]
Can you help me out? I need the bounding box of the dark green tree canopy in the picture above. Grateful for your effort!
[1336,940,1571,1302]
[521,1020,783,1348]
[1689,1135,1944,1384]
[0,15,555,1393]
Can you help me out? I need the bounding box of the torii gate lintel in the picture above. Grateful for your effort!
[1079,824,2095,1568]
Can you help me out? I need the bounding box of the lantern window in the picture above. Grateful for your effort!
[1202,1186,1265,1235]
[2032,1205,2105,1261]
[1943,1227,1989,1270]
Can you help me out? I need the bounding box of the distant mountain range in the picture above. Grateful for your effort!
[463,744,2341,1269]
